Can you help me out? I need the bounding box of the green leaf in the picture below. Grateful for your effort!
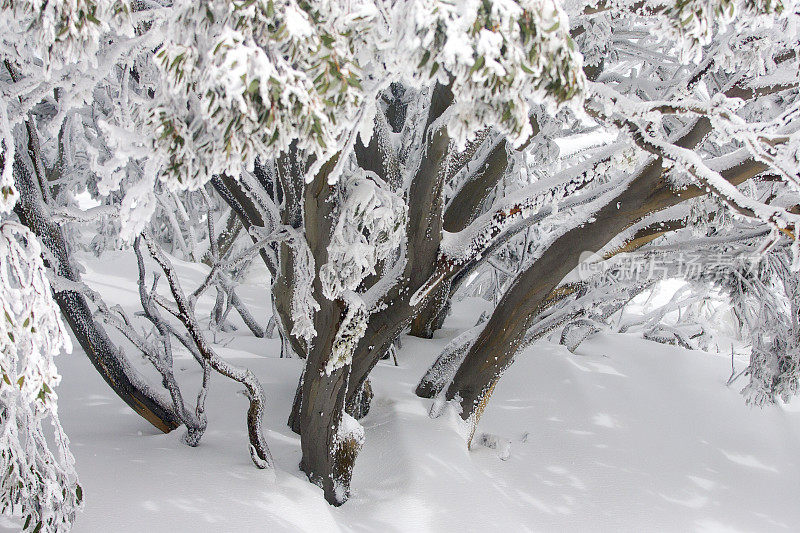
[346,75,362,89]
[470,56,485,74]
[417,50,431,69]
[169,53,186,71]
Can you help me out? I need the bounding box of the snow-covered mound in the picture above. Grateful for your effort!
[52,253,800,531]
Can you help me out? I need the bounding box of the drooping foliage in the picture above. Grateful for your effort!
[0,223,80,531]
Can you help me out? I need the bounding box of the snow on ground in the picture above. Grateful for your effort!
[49,251,800,531]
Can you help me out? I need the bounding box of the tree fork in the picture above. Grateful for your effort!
[411,116,538,339]
[410,281,450,338]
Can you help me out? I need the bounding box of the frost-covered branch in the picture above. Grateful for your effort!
[141,233,274,470]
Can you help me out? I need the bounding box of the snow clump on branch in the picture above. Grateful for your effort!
[321,169,407,301]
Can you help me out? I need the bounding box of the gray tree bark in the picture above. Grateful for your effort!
[444,118,770,438]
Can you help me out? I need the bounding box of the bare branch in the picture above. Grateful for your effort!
[142,232,274,469]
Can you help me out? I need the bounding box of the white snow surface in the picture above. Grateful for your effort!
[41,251,800,531]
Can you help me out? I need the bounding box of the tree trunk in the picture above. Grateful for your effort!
[291,372,373,430]
[288,155,364,505]
[410,281,451,338]
[296,361,356,505]
[293,273,359,505]
[13,152,181,433]
[445,118,773,435]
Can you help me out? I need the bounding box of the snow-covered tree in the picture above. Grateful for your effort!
[1,0,799,508]
[0,222,81,532]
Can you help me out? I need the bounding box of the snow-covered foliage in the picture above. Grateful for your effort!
[0,222,81,531]
[151,0,369,187]
[726,246,800,404]
[3,0,585,199]
[402,0,584,148]
[150,0,584,186]
[660,0,787,61]
[286,229,321,347]
[0,0,132,74]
